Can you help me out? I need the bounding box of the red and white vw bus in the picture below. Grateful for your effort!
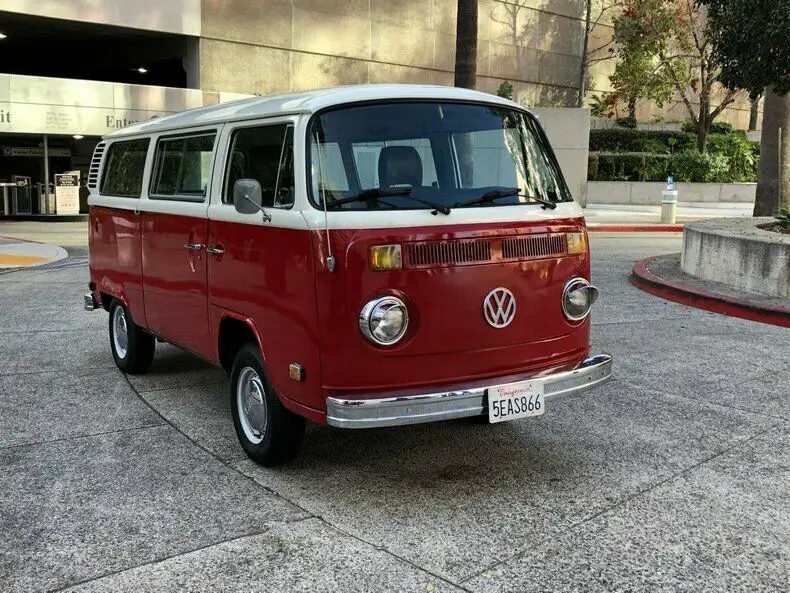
[85,84,612,466]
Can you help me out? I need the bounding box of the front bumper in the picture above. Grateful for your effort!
[326,353,613,428]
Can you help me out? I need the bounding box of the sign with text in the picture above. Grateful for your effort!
[2,146,71,158]
[55,173,80,214]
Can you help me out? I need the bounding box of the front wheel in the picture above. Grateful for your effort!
[109,300,155,374]
[230,344,306,466]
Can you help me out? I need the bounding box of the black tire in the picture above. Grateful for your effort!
[230,343,306,466]
[109,300,155,375]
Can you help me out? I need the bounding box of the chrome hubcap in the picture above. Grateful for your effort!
[112,306,129,359]
[237,367,268,445]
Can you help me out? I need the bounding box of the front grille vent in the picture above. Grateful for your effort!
[407,240,492,268]
[502,234,566,261]
[87,141,107,190]
[404,234,568,269]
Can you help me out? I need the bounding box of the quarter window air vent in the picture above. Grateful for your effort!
[87,141,107,190]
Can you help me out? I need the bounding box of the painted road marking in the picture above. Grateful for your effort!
[0,253,50,266]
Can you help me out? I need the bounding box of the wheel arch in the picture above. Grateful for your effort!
[217,314,264,373]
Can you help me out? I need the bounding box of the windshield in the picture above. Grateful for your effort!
[307,101,572,211]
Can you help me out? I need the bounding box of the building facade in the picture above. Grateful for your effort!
[0,0,594,215]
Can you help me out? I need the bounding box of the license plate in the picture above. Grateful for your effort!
[487,380,545,423]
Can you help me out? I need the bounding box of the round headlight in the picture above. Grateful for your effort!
[562,278,598,322]
[359,296,409,345]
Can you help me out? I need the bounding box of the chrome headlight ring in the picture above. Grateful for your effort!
[359,296,409,346]
[562,277,599,322]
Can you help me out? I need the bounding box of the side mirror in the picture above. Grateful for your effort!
[233,179,264,215]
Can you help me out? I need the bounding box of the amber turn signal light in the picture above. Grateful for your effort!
[566,232,587,255]
[369,244,403,270]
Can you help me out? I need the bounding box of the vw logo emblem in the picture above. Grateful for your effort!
[483,287,516,328]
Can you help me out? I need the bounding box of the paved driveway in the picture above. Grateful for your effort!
[1,234,788,592]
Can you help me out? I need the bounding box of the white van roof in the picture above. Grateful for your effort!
[107,84,527,138]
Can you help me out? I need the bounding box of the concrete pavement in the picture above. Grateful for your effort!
[2,233,790,591]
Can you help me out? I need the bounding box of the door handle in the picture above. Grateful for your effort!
[185,243,204,251]
[206,245,225,256]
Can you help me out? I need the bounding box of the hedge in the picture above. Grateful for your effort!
[589,129,698,153]
[588,128,760,183]
[588,153,671,182]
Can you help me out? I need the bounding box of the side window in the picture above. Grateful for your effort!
[224,124,294,208]
[100,139,150,198]
[151,133,216,199]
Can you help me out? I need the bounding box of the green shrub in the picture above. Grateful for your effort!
[589,129,696,153]
[590,152,670,182]
[496,81,514,100]
[616,116,638,129]
[670,150,731,183]
[707,134,759,182]
[776,208,790,230]
[680,120,735,135]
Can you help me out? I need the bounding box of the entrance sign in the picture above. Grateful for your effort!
[0,73,251,137]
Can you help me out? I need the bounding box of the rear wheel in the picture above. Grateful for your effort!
[230,343,306,466]
[109,300,155,374]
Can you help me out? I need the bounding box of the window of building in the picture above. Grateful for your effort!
[224,124,295,208]
[100,138,150,198]
[151,132,216,200]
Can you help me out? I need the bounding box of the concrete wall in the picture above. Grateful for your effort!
[682,219,790,298]
[533,107,590,205]
[0,0,202,36]
[587,181,756,206]
[198,0,588,106]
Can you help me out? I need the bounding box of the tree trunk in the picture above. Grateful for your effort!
[749,97,760,132]
[628,96,636,120]
[577,0,593,108]
[754,88,790,216]
[454,0,478,89]
[696,121,709,153]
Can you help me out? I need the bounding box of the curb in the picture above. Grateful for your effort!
[630,255,790,328]
[587,224,685,233]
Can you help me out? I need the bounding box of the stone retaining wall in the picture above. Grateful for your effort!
[588,181,756,205]
[681,218,790,298]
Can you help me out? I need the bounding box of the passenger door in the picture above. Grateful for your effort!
[141,130,217,359]
[206,120,322,409]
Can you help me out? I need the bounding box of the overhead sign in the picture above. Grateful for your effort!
[2,146,72,158]
[0,74,251,138]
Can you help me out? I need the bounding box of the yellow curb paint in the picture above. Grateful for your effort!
[0,254,50,266]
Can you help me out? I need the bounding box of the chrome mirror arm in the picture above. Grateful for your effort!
[244,194,271,223]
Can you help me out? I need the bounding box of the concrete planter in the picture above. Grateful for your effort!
[681,218,790,298]
[588,181,756,205]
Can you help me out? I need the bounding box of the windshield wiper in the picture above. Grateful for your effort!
[453,188,557,210]
[325,187,451,215]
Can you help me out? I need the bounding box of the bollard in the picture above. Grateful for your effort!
[661,176,678,224]
[661,190,678,224]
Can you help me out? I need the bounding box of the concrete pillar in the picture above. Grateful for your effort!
[184,37,201,90]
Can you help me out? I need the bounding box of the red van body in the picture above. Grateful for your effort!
[86,85,612,466]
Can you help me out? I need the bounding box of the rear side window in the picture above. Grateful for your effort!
[100,139,150,198]
[151,133,216,200]
[224,124,295,208]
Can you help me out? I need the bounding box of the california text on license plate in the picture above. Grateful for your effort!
[487,380,545,423]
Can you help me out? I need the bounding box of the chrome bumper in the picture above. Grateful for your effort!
[84,293,97,311]
[326,353,613,428]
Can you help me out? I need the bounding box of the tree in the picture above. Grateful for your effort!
[608,0,741,152]
[455,0,478,89]
[577,0,622,108]
[702,0,790,216]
